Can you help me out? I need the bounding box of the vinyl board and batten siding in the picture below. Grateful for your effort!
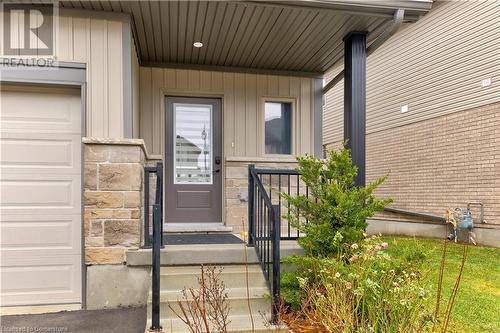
[54,14,125,138]
[323,0,500,145]
[139,67,316,158]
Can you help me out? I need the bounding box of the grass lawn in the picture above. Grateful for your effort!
[384,237,500,333]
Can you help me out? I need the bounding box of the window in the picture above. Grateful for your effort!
[264,101,292,155]
[173,103,212,184]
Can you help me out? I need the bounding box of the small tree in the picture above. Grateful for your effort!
[283,147,392,257]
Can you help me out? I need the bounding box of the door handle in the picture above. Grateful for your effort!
[213,169,221,174]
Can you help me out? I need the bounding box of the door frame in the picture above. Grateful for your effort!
[162,92,225,225]
[0,62,87,309]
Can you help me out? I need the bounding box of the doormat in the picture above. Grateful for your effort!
[163,233,243,245]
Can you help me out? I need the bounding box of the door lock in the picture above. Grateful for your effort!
[215,156,221,165]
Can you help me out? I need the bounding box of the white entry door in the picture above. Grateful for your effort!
[0,84,82,307]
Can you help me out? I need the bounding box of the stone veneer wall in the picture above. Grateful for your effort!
[83,138,160,264]
[225,159,299,234]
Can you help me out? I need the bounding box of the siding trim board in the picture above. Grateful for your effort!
[313,78,324,157]
[122,16,133,138]
[142,61,323,79]
[260,0,432,20]
[0,64,86,84]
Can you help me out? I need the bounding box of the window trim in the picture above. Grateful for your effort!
[261,97,296,157]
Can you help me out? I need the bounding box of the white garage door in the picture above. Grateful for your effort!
[0,84,82,307]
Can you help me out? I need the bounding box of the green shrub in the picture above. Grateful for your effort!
[282,147,392,257]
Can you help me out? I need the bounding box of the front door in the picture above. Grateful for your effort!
[165,97,222,223]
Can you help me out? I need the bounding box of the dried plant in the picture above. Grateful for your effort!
[432,210,470,333]
[432,238,448,333]
[432,242,469,333]
[441,243,468,332]
[169,265,230,333]
[205,266,231,332]
[260,300,303,332]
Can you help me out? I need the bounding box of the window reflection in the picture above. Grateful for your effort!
[174,104,212,183]
[265,102,292,155]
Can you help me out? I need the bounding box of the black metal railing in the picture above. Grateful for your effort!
[144,161,163,331]
[143,162,163,248]
[247,164,307,323]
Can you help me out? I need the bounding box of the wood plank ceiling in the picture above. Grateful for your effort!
[60,1,391,75]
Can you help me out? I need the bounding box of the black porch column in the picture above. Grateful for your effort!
[344,32,367,187]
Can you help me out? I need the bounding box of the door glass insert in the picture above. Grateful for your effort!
[173,103,212,184]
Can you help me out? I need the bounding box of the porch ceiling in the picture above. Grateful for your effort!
[60,1,432,75]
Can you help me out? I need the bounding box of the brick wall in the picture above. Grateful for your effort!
[327,102,500,225]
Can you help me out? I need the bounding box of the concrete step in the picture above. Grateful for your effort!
[149,287,270,302]
[146,314,284,333]
[143,260,286,332]
[127,241,304,266]
[158,265,268,290]
[147,291,270,319]
[160,264,263,275]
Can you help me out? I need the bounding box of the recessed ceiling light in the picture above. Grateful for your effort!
[193,42,203,48]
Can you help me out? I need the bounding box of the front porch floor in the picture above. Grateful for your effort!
[164,223,233,233]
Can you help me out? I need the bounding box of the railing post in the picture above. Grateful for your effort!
[271,204,281,324]
[143,169,151,248]
[155,161,164,246]
[248,164,255,246]
[150,204,162,331]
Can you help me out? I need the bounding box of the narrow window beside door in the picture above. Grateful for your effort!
[265,101,292,155]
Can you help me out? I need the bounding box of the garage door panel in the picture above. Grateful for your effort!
[0,87,80,134]
[0,133,81,174]
[0,175,81,215]
[1,214,81,256]
[0,256,81,306]
[0,85,82,308]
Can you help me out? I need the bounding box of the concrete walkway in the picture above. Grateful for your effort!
[0,306,146,333]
